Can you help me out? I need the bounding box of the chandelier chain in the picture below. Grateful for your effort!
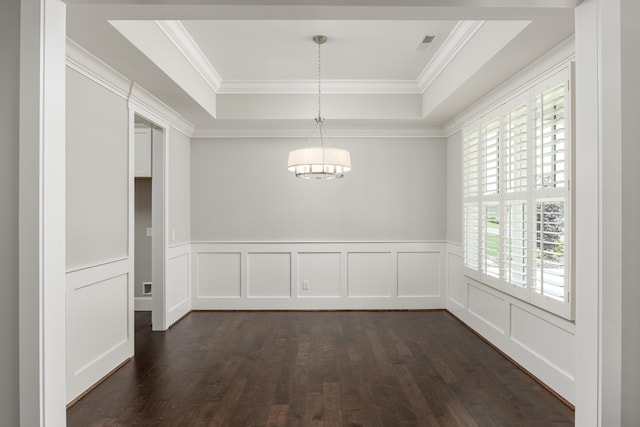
[317,39,322,119]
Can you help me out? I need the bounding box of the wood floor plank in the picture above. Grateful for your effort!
[208,378,247,426]
[393,364,439,425]
[266,404,288,426]
[322,382,342,427]
[304,392,325,427]
[67,311,574,426]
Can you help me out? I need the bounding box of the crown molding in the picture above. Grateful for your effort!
[417,20,484,93]
[166,19,483,96]
[155,20,222,93]
[66,38,132,100]
[65,38,194,137]
[192,125,445,139]
[128,85,195,137]
[218,79,421,95]
[443,35,575,137]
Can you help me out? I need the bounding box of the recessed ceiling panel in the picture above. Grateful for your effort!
[181,20,457,80]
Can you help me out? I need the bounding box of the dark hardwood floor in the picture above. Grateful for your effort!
[67,311,574,426]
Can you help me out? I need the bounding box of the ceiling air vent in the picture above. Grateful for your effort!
[416,34,436,51]
[422,35,435,44]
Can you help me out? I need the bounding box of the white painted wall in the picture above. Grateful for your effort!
[65,66,133,403]
[191,137,447,241]
[19,0,67,423]
[575,0,640,423]
[217,94,422,120]
[166,127,192,324]
[573,0,640,423]
[446,131,462,244]
[0,0,20,424]
[190,136,445,310]
[66,68,129,269]
[574,3,600,423]
[169,129,191,245]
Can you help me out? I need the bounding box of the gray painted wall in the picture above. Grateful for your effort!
[621,0,640,422]
[446,131,462,244]
[191,137,446,241]
[135,180,152,298]
[169,129,191,245]
[66,68,129,269]
[0,0,20,424]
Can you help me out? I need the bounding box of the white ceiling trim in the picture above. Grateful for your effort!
[416,20,484,93]
[192,125,445,139]
[443,35,575,136]
[66,38,195,136]
[66,38,131,100]
[218,79,421,95]
[157,19,485,96]
[155,20,222,93]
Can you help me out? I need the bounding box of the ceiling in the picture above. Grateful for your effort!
[181,20,458,81]
[66,2,576,135]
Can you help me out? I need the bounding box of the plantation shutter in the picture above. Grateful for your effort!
[461,66,573,320]
[482,202,500,278]
[483,119,500,195]
[464,203,480,271]
[502,201,527,288]
[463,128,480,197]
[534,83,566,190]
[463,126,481,272]
[533,200,566,301]
[531,77,571,314]
[502,104,528,193]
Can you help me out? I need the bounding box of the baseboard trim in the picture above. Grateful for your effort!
[66,357,132,409]
[168,310,192,328]
[134,296,153,311]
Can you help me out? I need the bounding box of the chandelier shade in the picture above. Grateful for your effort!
[287,147,352,179]
[288,35,351,180]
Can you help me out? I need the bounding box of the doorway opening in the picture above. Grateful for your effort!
[132,114,167,331]
[134,117,153,312]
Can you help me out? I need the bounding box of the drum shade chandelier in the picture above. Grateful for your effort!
[288,35,351,179]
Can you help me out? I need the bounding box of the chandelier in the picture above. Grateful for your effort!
[288,35,351,179]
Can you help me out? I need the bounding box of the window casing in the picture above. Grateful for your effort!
[462,66,573,320]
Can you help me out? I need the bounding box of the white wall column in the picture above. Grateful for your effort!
[619,0,640,423]
[19,0,67,424]
[575,0,640,424]
[574,2,601,425]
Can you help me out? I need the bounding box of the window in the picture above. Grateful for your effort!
[462,67,573,320]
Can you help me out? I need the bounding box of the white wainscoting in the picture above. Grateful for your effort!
[191,242,446,310]
[65,258,133,404]
[445,243,576,404]
[166,244,191,326]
